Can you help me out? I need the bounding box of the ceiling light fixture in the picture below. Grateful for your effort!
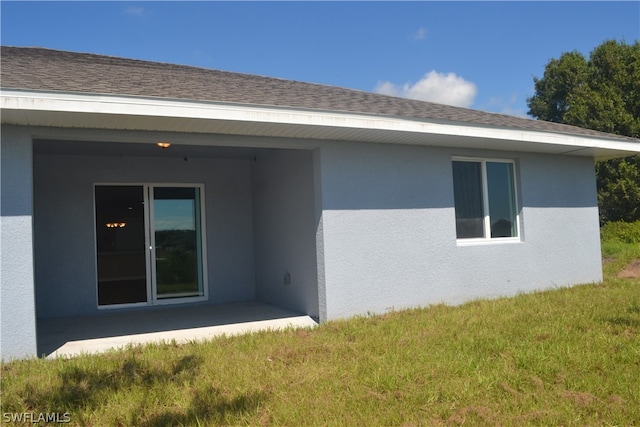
[156,142,171,148]
[106,222,126,228]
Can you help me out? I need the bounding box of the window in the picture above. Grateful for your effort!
[452,158,519,241]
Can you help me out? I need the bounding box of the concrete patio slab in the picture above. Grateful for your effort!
[37,302,317,358]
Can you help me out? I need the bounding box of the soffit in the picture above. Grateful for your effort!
[2,90,640,160]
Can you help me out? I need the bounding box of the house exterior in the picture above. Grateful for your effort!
[2,46,639,360]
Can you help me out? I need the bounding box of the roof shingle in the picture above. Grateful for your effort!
[2,46,638,143]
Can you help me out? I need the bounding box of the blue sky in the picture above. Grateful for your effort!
[1,1,638,117]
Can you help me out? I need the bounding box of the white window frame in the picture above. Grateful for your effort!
[452,157,521,245]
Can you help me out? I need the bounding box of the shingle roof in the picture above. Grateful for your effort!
[2,46,638,143]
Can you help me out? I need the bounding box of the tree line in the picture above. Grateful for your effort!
[527,39,639,224]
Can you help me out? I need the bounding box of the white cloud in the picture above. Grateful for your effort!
[374,71,478,108]
[413,27,427,41]
[373,81,399,97]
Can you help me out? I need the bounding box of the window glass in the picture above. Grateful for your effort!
[487,162,517,238]
[95,185,147,305]
[452,161,484,238]
[153,187,204,299]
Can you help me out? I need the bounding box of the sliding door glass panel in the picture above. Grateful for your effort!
[487,162,518,238]
[452,161,485,238]
[95,185,147,305]
[153,187,204,299]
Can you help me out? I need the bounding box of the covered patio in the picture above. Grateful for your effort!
[29,134,323,359]
[38,301,317,358]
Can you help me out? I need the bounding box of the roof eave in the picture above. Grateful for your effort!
[2,89,639,160]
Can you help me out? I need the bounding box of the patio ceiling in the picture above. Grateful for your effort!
[33,138,275,160]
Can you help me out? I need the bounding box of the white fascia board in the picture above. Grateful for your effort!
[2,89,639,155]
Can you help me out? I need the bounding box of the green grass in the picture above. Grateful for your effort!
[2,228,640,426]
[601,220,640,277]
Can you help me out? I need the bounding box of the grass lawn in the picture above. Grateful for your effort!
[2,225,639,426]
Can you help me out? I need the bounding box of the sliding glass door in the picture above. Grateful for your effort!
[95,184,206,307]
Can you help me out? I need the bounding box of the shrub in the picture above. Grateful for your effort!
[601,220,640,244]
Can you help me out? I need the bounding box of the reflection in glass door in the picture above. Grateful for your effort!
[95,184,205,307]
[95,185,148,305]
[152,187,204,300]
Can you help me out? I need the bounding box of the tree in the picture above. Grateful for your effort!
[527,40,640,223]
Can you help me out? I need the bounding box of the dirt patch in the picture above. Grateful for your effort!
[294,329,311,339]
[617,260,640,279]
[501,382,522,397]
[563,390,598,407]
[447,406,494,425]
[608,394,626,407]
[531,376,544,392]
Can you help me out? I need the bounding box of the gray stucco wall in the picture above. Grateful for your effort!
[34,152,256,318]
[1,127,38,360]
[317,140,602,320]
[3,124,605,360]
[252,150,320,319]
